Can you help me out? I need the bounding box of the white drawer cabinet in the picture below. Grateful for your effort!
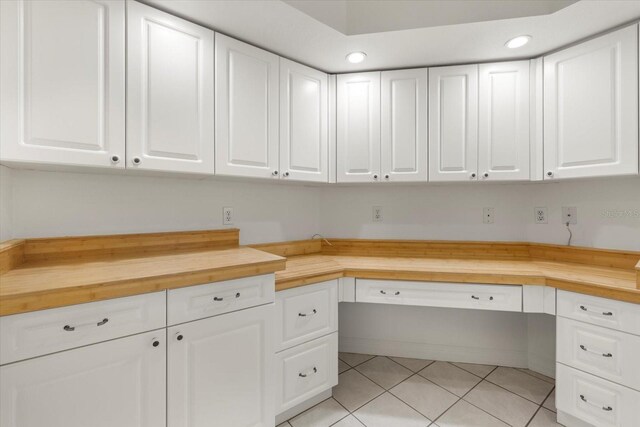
[544,24,639,180]
[356,279,522,312]
[168,303,274,427]
[275,280,338,351]
[557,317,640,391]
[167,274,275,325]
[0,330,166,427]
[557,291,640,336]
[0,291,166,365]
[0,0,125,168]
[556,363,640,427]
[275,332,338,413]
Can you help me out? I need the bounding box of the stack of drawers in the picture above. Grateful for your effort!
[556,290,640,427]
[274,280,339,414]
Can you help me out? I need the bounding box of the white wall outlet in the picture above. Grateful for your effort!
[483,207,495,224]
[372,206,383,222]
[535,207,548,224]
[223,207,233,225]
[562,206,577,224]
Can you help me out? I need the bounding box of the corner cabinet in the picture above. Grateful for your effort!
[215,34,280,179]
[337,72,381,183]
[0,331,166,427]
[544,24,639,180]
[279,59,329,182]
[478,61,530,181]
[428,65,479,182]
[127,1,214,174]
[381,68,428,182]
[0,0,125,168]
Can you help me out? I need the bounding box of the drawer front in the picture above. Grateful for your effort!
[557,317,640,391]
[276,332,338,414]
[275,280,338,352]
[356,279,522,312]
[168,274,275,325]
[557,291,640,336]
[0,292,166,365]
[556,363,640,427]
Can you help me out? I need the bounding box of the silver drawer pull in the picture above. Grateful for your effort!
[580,394,613,411]
[579,344,613,358]
[471,295,495,301]
[63,318,109,332]
[580,305,613,316]
[379,290,400,295]
[213,292,241,302]
[299,367,318,378]
[298,309,317,317]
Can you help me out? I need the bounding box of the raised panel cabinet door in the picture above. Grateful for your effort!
[337,72,381,183]
[544,24,639,180]
[127,1,214,174]
[279,59,328,182]
[0,330,166,427]
[428,65,479,182]
[381,68,428,182]
[216,34,279,178]
[0,0,125,168]
[168,304,274,427]
[478,61,530,181]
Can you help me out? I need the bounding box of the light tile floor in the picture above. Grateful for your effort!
[279,353,561,427]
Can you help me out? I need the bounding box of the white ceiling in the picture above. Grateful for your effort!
[144,0,640,73]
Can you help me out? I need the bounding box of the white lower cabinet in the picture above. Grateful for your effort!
[167,303,274,427]
[275,333,338,413]
[0,330,166,427]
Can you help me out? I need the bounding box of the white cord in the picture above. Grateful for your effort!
[566,222,572,246]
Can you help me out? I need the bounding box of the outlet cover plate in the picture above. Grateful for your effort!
[483,207,495,224]
[562,206,577,225]
[535,207,548,224]
[223,207,233,225]
[373,206,383,222]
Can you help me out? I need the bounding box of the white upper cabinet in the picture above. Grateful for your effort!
[127,1,214,174]
[0,0,125,168]
[168,304,274,427]
[216,34,279,178]
[337,72,381,183]
[544,25,639,180]
[429,65,479,182]
[280,59,328,182]
[381,68,428,182]
[478,61,530,181]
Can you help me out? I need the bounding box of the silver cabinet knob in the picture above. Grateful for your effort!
[384,174,390,180]
[483,172,489,178]
[175,333,183,341]
[272,170,279,176]
[110,155,120,164]
[470,173,477,179]
[373,174,378,180]
[547,171,554,177]
[152,338,160,347]
[132,157,141,165]
[283,171,290,177]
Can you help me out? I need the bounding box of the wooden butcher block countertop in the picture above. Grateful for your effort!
[1,231,639,316]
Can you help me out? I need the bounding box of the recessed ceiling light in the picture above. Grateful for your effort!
[346,51,367,64]
[505,35,531,49]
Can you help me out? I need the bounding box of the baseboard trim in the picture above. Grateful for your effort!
[275,389,332,425]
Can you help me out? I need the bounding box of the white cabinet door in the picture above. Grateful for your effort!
[0,0,125,168]
[168,304,274,427]
[429,65,479,182]
[0,330,166,427]
[127,1,214,174]
[544,24,639,179]
[337,72,381,183]
[280,59,328,182]
[381,68,428,182]
[216,34,279,178]
[478,61,530,181]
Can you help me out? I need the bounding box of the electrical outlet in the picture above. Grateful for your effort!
[483,207,495,224]
[372,206,383,222]
[223,207,233,225]
[535,207,548,224]
[562,206,577,225]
